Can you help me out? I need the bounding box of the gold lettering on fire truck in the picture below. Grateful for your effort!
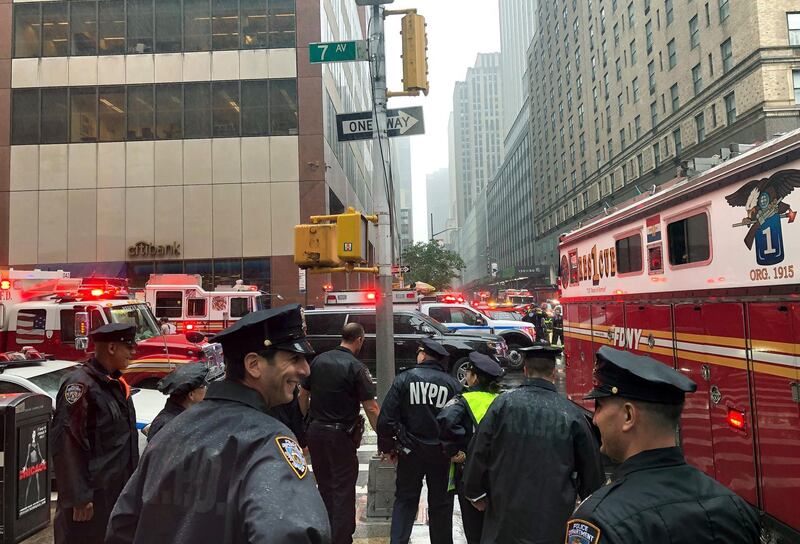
[574,245,617,286]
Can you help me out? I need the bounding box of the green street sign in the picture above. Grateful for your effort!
[309,40,368,64]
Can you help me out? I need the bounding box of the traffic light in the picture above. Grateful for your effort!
[401,13,429,96]
[294,224,340,268]
[337,210,370,263]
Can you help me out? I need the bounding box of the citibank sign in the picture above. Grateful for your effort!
[128,241,181,258]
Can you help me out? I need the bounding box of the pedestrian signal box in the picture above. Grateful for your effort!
[401,13,429,95]
[294,224,340,268]
[0,393,52,543]
[337,210,370,263]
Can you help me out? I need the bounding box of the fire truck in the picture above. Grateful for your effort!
[558,130,800,542]
[142,274,265,333]
[0,269,221,388]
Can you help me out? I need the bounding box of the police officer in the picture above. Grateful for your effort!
[52,323,139,544]
[565,346,761,544]
[146,362,209,443]
[552,305,564,346]
[377,338,462,544]
[107,305,330,543]
[522,304,547,342]
[436,352,503,544]
[462,344,604,543]
[299,322,380,544]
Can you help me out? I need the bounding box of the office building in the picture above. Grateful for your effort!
[426,167,449,240]
[391,136,413,254]
[499,0,537,139]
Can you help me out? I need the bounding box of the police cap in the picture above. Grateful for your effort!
[585,346,697,404]
[519,343,562,360]
[157,362,209,396]
[419,338,449,358]
[213,304,315,361]
[90,323,137,346]
[467,351,504,378]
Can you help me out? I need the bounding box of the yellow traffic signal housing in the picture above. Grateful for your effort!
[294,224,340,268]
[337,211,370,263]
[401,13,429,95]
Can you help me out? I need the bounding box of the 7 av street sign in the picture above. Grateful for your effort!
[336,107,425,142]
[309,40,368,63]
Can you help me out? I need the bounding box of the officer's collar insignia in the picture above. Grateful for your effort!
[276,436,307,479]
[443,397,459,409]
[64,383,86,405]
[263,339,273,347]
[566,519,602,544]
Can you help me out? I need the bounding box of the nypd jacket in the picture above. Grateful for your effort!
[377,359,462,461]
[461,378,604,544]
[566,447,760,544]
[146,398,184,443]
[52,358,139,509]
[106,380,330,544]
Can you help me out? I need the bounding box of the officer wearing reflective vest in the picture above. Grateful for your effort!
[565,346,760,544]
[52,323,139,544]
[377,338,462,544]
[437,352,503,544]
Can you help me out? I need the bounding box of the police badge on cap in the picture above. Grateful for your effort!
[213,304,315,360]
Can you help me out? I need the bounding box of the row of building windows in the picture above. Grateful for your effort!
[11,79,298,145]
[13,0,295,58]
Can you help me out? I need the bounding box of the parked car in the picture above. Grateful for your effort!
[304,308,509,383]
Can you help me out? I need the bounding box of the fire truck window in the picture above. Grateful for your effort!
[616,233,643,273]
[428,307,451,323]
[155,291,183,318]
[187,299,207,317]
[91,309,104,332]
[348,314,376,335]
[305,313,346,336]
[230,298,249,318]
[61,310,76,343]
[667,213,710,265]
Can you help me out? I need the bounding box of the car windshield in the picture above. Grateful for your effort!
[417,312,451,334]
[29,367,76,398]
[104,303,161,341]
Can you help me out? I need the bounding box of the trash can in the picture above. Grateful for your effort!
[0,393,52,543]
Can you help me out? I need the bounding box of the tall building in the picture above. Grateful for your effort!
[391,137,413,255]
[528,0,800,270]
[426,168,449,240]
[499,0,538,139]
[2,0,375,306]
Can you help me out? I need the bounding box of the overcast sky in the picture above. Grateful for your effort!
[380,1,501,242]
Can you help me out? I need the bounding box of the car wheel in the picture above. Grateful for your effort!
[506,344,524,369]
[451,357,470,384]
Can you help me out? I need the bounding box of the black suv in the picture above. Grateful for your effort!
[304,308,509,382]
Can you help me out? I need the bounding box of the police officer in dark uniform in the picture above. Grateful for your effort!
[436,352,503,544]
[299,322,379,544]
[377,338,462,544]
[146,362,210,442]
[462,344,604,544]
[107,305,330,544]
[522,305,547,342]
[566,346,761,544]
[52,323,139,544]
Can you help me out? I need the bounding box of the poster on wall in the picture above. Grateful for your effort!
[17,422,48,517]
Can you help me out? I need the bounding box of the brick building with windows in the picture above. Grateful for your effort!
[0,0,374,306]
[527,0,800,268]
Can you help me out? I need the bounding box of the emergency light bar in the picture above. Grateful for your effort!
[324,290,418,306]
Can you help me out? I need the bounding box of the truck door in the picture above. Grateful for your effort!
[563,303,593,408]
[748,302,800,529]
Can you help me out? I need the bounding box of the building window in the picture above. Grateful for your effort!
[71,87,98,143]
[667,212,710,265]
[646,20,653,53]
[793,70,800,103]
[619,128,626,149]
[13,3,41,57]
[648,61,656,94]
[695,112,705,142]
[212,0,240,50]
[127,85,155,140]
[708,52,714,76]
[724,92,736,124]
[650,101,658,127]
[42,88,70,143]
[666,0,674,25]
[670,83,679,112]
[184,0,212,51]
[692,63,703,95]
[721,38,733,73]
[155,0,182,53]
[99,0,126,55]
[613,22,620,47]
[668,39,676,69]
[270,78,299,135]
[615,58,622,81]
[43,3,69,57]
[618,93,624,117]
[689,15,699,49]
[654,141,661,166]
[711,103,718,127]
[673,127,682,155]
[630,39,637,65]
[635,115,642,138]
[156,84,183,139]
[185,82,212,138]
[241,80,269,136]
[616,233,643,273]
[212,81,240,137]
[606,105,612,132]
[70,0,98,56]
[11,89,39,145]
[628,2,635,28]
[99,86,125,142]
[127,0,154,54]
[633,77,640,102]
[789,13,800,45]
[242,0,268,48]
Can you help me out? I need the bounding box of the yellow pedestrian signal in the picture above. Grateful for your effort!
[294,224,340,268]
[337,210,370,263]
[401,13,428,96]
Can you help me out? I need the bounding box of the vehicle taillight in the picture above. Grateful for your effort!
[405,292,416,299]
[366,291,377,301]
[326,295,337,304]
[726,408,746,431]
[0,279,10,290]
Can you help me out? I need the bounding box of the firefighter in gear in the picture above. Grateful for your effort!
[377,338,462,544]
[437,352,503,544]
[146,362,210,443]
[106,305,331,544]
[566,346,761,544]
[52,323,139,544]
[462,345,604,543]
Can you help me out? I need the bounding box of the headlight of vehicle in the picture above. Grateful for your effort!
[201,342,226,380]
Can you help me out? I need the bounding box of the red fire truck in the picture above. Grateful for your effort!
[0,269,221,388]
[559,130,800,542]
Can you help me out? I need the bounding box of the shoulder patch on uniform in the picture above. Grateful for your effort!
[443,396,460,409]
[566,519,602,544]
[275,436,308,479]
[64,383,85,405]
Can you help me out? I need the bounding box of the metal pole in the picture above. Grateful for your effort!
[430,213,434,241]
[371,5,395,404]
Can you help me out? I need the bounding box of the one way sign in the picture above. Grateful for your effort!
[336,106,425,142]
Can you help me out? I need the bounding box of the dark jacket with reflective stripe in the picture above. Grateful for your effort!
[567,447,760,544]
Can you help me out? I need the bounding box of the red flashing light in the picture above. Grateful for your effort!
[405,292,416,299]
[322,283,333,292]
[326,295,337,304]
[0,280,10,290]
[90,288,105,297]
[726,408,746,431]
[185,323,195,331]
[366,291,377,301]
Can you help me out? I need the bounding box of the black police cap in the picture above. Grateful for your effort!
[157,362,210,396]
[213,304,314,359]
[90,323,137,345]
[585,346,697,404]
[519,343,563,360]
[419,338,449,358]
[467,351,504,378]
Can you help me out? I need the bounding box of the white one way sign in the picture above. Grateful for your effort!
[336,106,425,142]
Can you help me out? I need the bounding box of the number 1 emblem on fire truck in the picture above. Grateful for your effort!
[725,169,799,265]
